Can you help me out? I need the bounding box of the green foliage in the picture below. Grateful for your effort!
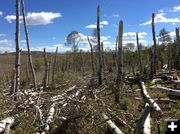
[158,28,172,45]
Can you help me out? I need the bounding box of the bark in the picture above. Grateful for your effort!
[103,114,124,134]
[136,32,143,73]
[22,0,37,90]
[97,4,102,85]
[43,48,48,91]
[168,44,172,69]
[175,27,180,70]
[152,13,157,76]
[52,47,58,89]
[151,86,180,97]
[135,103,151,134]
[150,47,153,79]
[101,42,106,73]
[87,36,95,75]
[0,117,15,133]
[10,68,16,95]
[140,81,162,112]
[115,20,123,103]
[14,0,21,101]
[48,61,51,84]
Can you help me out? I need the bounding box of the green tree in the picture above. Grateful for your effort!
[158,28,172,45]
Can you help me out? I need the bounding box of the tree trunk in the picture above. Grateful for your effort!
[43,48,48,91]
[87,36,95,75]
[175,27,180,71]
[136,33,143,73]
[22,0,37,90]
[152,13,157,76]
[14,0,21,101]
[101,42,106,73]
[168,44,172,70]
[52,47,58,89]
[115,20,123,103]
[97,4,102,86]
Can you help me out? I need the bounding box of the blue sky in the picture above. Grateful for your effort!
[0,0,180,53]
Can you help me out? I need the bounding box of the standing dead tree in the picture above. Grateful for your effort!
[175,27,180,71]
[22,0,37,90]
[151,13,157,77]
[97,4,102,85]
[115,20,123,103]
[87,36,95,75]
[14,0,21,100]
[101,42,106,73]
[43,48,48,91]
[52,47,58,89]
[136,32,143,73]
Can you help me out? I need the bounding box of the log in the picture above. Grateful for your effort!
[135,103,151,134]
[140,81,162,112]
[102,113,124,134]
[0,117,15,133]
[150,86,180,97]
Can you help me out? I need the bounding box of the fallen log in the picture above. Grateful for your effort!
[135,103,151,134]
[0,117,15,133]
[102,113,124,134]
[140,81,162,112]
[150,86,180,97]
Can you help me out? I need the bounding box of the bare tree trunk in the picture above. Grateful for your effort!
[48,60,51,84]
[168,44,172,70]
[152,13,157,77]
[52,47,58,89]
[43,48,48,91]
[150,47,154,79]
[14,0,21,101]
[26,62,30,78]
[87,36,95,75]
[115,20,123,103]
[101,42,106,73]
[22,0,37,90]
[176,27,180,71]
[115,36,118,70]
[136,33,143,73]
[10,68,16,95]
[97,4,102,86]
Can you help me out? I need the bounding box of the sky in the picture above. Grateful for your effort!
[0,0,180,53]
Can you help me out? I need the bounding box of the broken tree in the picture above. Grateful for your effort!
[22,0,37,90]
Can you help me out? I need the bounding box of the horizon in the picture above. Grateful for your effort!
[0,0,180,53]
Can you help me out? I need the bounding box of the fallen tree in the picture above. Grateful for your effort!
[102,113,124,134]
[150,86,180,97]
[140,81,162,112]
[0,117,15,134]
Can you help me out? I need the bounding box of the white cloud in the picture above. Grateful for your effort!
[0,11,3,16]
[21,40,26,43]
[85,24,97,29]
[5,15,23,23]
[0,46,14,53]
[85,20,108,29]
[172,5,180,12]
[0,34,6,37]
[123,32,147,40]
[5,12,62,25]
[0,39,13,45]
[122,32,148,45]
[112,14,119,18]
[140,13,180,26]
[100,20,108,25]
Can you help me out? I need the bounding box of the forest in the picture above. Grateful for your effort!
[0,0,180,134]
